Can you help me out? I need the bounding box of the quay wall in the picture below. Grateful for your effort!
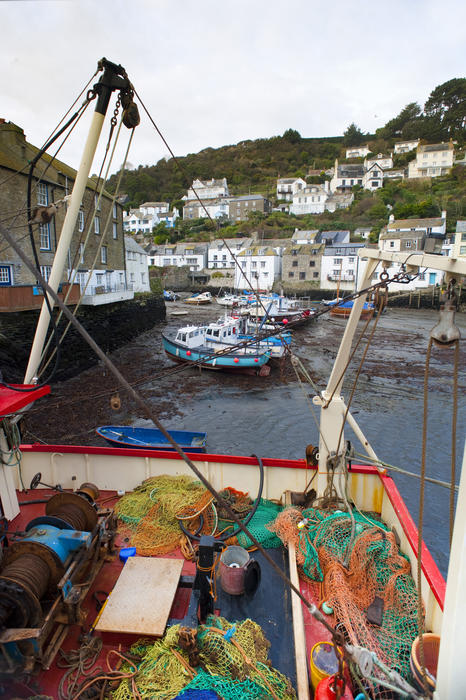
[0,293,166,383]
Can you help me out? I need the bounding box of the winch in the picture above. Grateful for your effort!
[0,478,116,674]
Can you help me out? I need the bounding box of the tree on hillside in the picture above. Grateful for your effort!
[343,123,366,146]
[282,128,302,143]
[424,78,466,139]
[376,102,422,139]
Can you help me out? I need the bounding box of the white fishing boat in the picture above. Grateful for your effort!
[184,291,212,305]
[0,58,464,699]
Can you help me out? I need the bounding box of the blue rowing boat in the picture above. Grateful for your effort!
[95,425,207,452]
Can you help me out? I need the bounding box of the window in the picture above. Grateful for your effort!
[94,216,100,234]
[130,272,135,283]
[333,258,343,264]
[288,272,294,278]
[309,260,315,267]
[39,223,51,250]
[260,261,266,268]
[101,246,107,264]
[418,272,425,280]
[313,272,319,278]
[78,210,84,232]
[94,194,101,211]
[252,261,257,268]
[79,243,84,264]
[113,203,117,218]
[37,183,48,205]
[0,266,12,285]
[299,272,305,280]
[39,265,51,283]
[390,241,395,248]
[292,260,298,267]
[461,233,466,242]
[113,223,118,239]
[120,272,124,284]
[141,273,145,283]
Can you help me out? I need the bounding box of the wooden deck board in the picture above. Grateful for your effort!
[95,557,183,635]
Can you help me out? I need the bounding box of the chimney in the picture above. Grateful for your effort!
[441,210,447,220]
[389,214,395,224]
[324,181,329,193]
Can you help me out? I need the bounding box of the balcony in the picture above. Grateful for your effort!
[327,273,355,282]
[80,283,134,306]
[0,283,80,312]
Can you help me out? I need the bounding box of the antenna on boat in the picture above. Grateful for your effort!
[24,58,136,385]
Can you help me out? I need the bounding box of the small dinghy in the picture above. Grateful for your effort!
[96,425,207,452]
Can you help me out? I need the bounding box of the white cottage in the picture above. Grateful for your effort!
[408,142,455,178]
[207,238,252,270]
[124,236,151,293]
[234,245,281,291]
[320,243,368,292]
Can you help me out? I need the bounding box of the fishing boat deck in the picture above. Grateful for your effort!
[8,488,331,698]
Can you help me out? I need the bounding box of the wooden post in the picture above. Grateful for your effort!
[285,491,311,700]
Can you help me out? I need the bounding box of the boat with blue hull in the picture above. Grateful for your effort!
[162,318,272,375]
[96,425,207,452]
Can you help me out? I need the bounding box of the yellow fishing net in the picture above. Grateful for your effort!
[112,616,296,700]
[115,475,213,556]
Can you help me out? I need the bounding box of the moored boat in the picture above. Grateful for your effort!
[162,318,272,375]
[96,425,207,452]
[184,291,212,304]
[329,298,375,318]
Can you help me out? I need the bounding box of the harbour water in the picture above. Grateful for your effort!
[25,303,466,577]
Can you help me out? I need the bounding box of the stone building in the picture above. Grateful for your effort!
[0,120,128,310]
[281,242,325,286]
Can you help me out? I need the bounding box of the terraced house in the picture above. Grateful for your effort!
[282,242,324,287]
[0,120,128,311]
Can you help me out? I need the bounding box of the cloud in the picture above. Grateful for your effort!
[1,0,465,173]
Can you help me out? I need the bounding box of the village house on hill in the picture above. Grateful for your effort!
[394,139,420,154]
[377,212,447,289]
[408,142,455,178]
[207,238,253,270]
[184,178,229,201]
[0,120,129,311]
[123,201,178,233]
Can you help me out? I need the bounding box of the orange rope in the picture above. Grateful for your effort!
[71,649,139,700]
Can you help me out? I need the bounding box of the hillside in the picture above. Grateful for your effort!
[107,77,466,240]
[108,131,347,209]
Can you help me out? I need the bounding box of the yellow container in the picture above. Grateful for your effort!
[310,641,342,690]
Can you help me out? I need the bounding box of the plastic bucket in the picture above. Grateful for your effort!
[310,642,342,691]
[219,545,249,595]
[410,633,440,692]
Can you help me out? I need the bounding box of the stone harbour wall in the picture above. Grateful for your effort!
[0,293,166,383]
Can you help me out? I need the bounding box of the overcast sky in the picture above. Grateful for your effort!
[2,0,465,175]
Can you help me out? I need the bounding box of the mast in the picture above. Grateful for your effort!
[24,59,132,384]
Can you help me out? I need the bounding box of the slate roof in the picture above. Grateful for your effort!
[388,217,445,229]
[124,236,148,255]
[418,142,454,153]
